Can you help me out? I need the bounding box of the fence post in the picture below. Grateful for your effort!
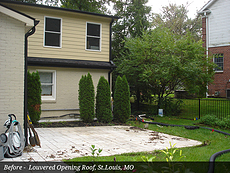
[199,99,201,119]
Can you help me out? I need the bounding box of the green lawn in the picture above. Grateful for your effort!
[64,98,230,172]
[179,98,230,120]
[137,98,230,120]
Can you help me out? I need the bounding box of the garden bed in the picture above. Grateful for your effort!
[34,120,125,128]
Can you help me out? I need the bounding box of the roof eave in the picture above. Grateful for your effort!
[0,3,36,32]
[198,0,217,14]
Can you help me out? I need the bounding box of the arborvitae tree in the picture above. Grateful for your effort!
[96,76,112,123]
[78,75,86,120]
[113,76,123,122]
[27,71,42,124]
[121,75,131,121]
[78,73,95,123]
[113,75,131,123]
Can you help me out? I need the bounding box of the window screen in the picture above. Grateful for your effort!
[86,23,101,50]
[44,17,61,47]
[87,23,100,37]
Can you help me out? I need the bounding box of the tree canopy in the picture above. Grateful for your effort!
[118,27,216,108]
[112,0,152,63]
[152,3,202,41]
[60,0,113,14]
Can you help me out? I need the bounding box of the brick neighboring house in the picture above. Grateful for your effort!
[198,0,230,98]
[0,3,37,132]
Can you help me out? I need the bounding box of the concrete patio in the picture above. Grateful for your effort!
[2,125,202,162]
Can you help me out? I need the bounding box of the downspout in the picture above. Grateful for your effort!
[108,18,115,86]
[203,11,210,97]
[206,13,209,98]
[24,20,39,146]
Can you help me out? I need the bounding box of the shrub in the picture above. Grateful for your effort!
[215,119,227,129]
[27,71,42,124]
[198,114,218,126]
[96,76,112,123]
[113,75,131,123]
[122,75,131,120]
[225,119,230,129]
[197,115,230,129]
[78,73,95,123]
[161,98,183,116]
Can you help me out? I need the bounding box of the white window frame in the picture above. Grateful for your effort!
[213,53,224,72]
[85,22,102,51]
[38,70,56,101]
[43,16,62,48]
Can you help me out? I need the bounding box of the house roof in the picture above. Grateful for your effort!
[198,0,217,14]
[28,57,116,69]
[0,2,36,31]
[0,0,119,20]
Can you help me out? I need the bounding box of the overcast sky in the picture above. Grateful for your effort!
[147,0,209,19]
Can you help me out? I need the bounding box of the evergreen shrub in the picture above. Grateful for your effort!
[27,71,42,124]
[78,73,95,123]
[96,76,112,123]
[113,75,131,123]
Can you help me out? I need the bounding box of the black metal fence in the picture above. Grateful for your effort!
[180,99,230,120]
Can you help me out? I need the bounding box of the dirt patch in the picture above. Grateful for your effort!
[129,126,146,131]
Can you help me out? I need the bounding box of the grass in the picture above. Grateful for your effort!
[179,98,230,120]
[66,117,230,163]
[134,98,230,120]
[64,99,230,172]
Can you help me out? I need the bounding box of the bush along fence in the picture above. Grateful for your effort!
[133,98,230,120]
[179,98,230,120]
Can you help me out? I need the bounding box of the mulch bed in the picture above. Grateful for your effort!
[34,120,125,128]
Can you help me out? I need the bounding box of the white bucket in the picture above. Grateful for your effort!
[158,109,163,117]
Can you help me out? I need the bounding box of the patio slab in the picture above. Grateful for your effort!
[3,126,202,162]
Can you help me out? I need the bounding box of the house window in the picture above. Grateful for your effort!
[44,17,62,48]
[214,54,224,72]
[38,70,56,101]
[86,22,101,51]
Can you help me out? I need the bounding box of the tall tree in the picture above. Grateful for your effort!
[112,0,151,62]
[60,0,113,14]
[112,0,152,107]
[119,27,216,110]
[152,3,202,41]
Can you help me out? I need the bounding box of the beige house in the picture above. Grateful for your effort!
[0,3,37,132]
[2,1,118,118]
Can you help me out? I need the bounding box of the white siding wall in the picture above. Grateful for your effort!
[29,66,109,118]
[209,0,230,47]
[0,13,25,132]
